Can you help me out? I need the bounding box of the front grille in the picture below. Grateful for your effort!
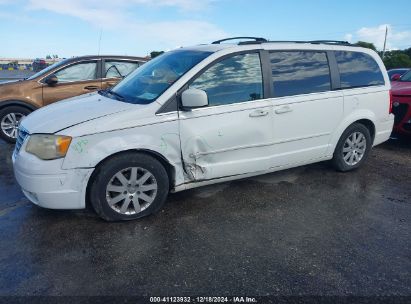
[15,127,29,154]
[392,103,409,125]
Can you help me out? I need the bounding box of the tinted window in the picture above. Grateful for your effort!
[105,61,141,78]
[270,51,331,97]
[388,69,408,78]
[400,70,411,82]
[54,61,97,82]
[335,51,384,88]
[190,53,263,106]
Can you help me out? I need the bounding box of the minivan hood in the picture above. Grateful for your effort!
[21,93,137,134]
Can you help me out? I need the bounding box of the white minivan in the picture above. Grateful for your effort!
[12,38,394,221]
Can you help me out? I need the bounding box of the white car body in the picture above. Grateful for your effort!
[12,41,394,210]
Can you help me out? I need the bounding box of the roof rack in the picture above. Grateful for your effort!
[212,37,268,44]
[264,40,356,46]
[211,37,358,47]
[307,40,352,45]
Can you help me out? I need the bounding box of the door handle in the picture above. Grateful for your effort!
[84,85,100,90]
[249,109,269,117]
[275,105,293,114]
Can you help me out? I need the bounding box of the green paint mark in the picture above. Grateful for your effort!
[73,139,89,153]
[159,133,179,153]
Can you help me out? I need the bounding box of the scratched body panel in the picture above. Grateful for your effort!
[179,99,274,181]
[61,112,186,187]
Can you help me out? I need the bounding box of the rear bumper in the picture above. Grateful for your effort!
[374,114,395,146]
[12,148,93,209]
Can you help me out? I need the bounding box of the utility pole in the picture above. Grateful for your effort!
[382,26,388,58]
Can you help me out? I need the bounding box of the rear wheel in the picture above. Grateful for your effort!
[332,123,372,172]
[90,152,169,221]
[0,106,31,143]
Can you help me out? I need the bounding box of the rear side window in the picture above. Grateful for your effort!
[335,51,385,89]
[270,51,331,97]
[105,60,141,78]
[190,53,263,106]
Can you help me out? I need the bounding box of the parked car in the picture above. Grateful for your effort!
[32,58,48,72]
[12,38,394,221]
[0,55,147,143]
[388,68,410,80]
[391,70,411,136]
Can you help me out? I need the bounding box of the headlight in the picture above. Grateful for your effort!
[26,134,72,160]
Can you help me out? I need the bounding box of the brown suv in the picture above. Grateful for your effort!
[0,55,147,143]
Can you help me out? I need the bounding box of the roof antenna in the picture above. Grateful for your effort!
[97,29,103,55]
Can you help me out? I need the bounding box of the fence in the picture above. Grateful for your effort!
[0,64,34,71]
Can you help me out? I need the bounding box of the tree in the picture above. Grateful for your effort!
[46,54,52,59]
[355,41,377,51]
[383,51,411,69]
[150,51,164,59]
[403,47,411,58]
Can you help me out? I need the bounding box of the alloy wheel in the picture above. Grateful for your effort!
[342,131,367,166]
[1,112,25,139]
[105,167,158,215]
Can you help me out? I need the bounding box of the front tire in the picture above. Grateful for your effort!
[332,123,372,172]
[90,152,169,221]
[0,106,31,143]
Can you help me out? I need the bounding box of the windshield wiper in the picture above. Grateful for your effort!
[107,89,125,101]
[99,89,125,101]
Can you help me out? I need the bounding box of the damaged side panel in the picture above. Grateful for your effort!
[179,101,275,182]
[61,118,187,188]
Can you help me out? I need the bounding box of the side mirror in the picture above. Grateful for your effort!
[391,74,401,81]
[181,88,208,109]
[45,74,58,86]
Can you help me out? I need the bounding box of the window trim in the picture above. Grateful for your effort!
[177,50,266,110]
[334,50,386,90]
[268,49,334,98]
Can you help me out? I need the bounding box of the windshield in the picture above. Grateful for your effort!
[27,60,68,80]
[400,70,411,82]
[108,49,212,104]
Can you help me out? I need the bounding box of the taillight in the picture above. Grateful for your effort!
[389,89,393,114]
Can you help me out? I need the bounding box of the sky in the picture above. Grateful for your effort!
[1,0,411,58]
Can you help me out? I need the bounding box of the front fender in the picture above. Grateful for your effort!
[61,121,185,186]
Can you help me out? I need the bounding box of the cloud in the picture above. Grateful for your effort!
[26,0,227,49]
[345,24,411,50]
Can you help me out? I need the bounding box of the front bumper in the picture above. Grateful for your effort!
[392,95,411,135]
[12,146,93,210]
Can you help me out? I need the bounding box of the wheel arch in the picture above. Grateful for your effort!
[85,148,177,210]
[0,100,39,112]
[329,111,377,156]
[356,118,376,143]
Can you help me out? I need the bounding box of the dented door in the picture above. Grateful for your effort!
[178,52,273,181]
[179,101,274,181]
